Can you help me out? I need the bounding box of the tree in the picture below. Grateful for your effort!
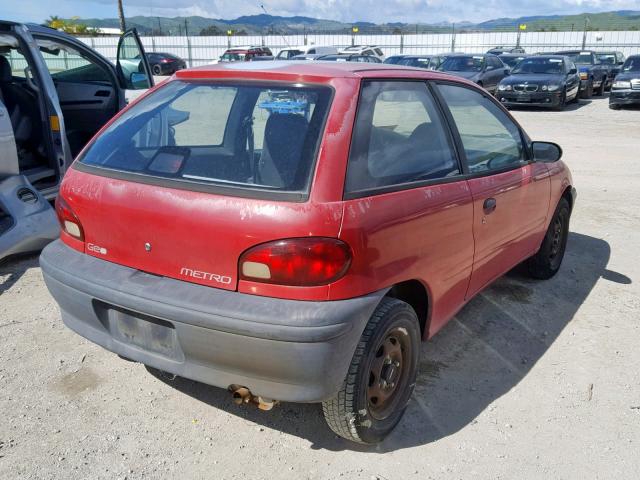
[118,0,126,32]
[199,25,223,36]
[45,16,97,35]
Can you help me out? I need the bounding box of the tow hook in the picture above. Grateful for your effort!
[228,384,278,411]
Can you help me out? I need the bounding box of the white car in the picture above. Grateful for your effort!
[339,45,385,61]
[275,45,337,60]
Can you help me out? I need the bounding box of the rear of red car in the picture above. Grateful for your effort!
[40,68,384,402]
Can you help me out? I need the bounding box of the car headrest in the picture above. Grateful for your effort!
[0,56,12,82]
[261,113,309,188]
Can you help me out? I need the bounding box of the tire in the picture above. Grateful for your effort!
[322,297,421,444]
[554,90,566,111]
[527,197,570,280]
[152,64,162,75]
[595,77,606,96]
[609,103,621,110]
[580,80,593,99]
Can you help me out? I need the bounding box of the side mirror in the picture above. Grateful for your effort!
[130,72,150,89]
[569,68,577,75]
[504,68,510,75]
[532,141,563,163]
[618,60,625,66]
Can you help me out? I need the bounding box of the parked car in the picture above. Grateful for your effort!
[40,61,575,444]
[553,50,609,97]
[609,54,640,110]
[496,55,580,109]
[488,46,526,55]
[290,54,328,61]
[596,51,626,81]
[0,21,153,260]
[438,54,509,93]
[499,53,530,70]
[146,52,186,76]
[340,45,385,61]
[318,53,382,63]
[383,54,408,64]
[396,55,446,70]
[275,45,337,60]
[219,46,272,62]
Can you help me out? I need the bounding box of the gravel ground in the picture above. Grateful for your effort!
[1,93,639,480]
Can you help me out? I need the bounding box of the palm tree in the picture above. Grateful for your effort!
[117,0,126,32]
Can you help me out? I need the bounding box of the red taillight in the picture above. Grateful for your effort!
[239,238,352,286]
[55,195,84,241]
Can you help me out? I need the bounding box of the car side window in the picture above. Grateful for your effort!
[345,81,459,194]
[36,39,111,83]
[437,84,525,173]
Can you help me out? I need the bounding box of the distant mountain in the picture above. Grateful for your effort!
[70,10,640,35]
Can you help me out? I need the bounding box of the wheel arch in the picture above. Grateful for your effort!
[561,185,575,213]
[384,279,431,338]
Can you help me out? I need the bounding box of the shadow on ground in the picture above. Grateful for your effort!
[0,253,39,296]
[147,232,628,452]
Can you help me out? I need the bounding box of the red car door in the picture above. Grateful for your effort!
[436,83,551,298]
[337,80,475,337]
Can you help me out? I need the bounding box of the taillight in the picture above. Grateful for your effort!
[239,238,352,286]
[55,195,84,241]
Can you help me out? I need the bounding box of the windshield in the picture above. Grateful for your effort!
[596,54,616,65]
[501,56,526,68]
[78,81,332,196]
[622,57,640,72]
[562,53,593,64]
[440,56,484,72]
[512,58,564,74]
[220,52,245,62]
[399,58,431,68]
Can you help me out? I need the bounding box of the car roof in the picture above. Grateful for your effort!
[174,61,461,82]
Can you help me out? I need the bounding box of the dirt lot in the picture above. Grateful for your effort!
[1,94,639,480]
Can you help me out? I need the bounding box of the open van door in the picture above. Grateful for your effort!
[116,28,154,98]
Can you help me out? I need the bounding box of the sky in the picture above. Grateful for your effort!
[2,0,640,24]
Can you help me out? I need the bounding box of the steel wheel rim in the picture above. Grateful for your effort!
[366,326,412,420]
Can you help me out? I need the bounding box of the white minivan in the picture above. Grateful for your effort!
[275,45,337,60]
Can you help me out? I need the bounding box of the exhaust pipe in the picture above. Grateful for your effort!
[229,384,277,411]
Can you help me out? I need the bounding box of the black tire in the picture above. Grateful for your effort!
[569,90,580,104]
[595,77,606,96]
[322,297,421,444]
[152,64,162,75]
[609,103,621,110]
[527,198,570,280]
[580,80,593,99]
[554,90,567,111]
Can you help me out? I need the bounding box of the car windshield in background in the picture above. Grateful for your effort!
[563,53,592,64]
[399,58,431,68]
[220,52,245,61]
[512,58,564,75]
[78,81,332,195]
[440,56,484,72]
[596,54,616,65]
[501,56,526,68]
[622,57,640,72]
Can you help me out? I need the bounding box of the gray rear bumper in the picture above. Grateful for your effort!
[40,240,386,402]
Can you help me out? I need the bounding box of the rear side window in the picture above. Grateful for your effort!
[345,81,459,195]
[78,81,332,197]
[437,84,525,173]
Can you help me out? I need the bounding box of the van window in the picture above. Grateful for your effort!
[78,81,332,196]
[345,81,458,194]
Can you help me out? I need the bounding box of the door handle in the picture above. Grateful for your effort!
[483,198,497,214]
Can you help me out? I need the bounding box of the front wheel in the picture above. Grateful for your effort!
[322,298,420,444]
[595,78,606,96]
[580,80,593,99]
[527,197,570,279]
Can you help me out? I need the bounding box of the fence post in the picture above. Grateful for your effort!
[187,36,193,68]
[400,33,404,54]
[151,37,156,53]
[451,23,456,52]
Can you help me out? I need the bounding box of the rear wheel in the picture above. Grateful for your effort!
[527,198,570,280]
[152,64,162,75]
[322,298,420,444]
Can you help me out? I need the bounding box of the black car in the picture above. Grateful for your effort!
[317,54,382,63]
[609,55,640,110]
[383,55,408,64]
[397,55,446,70]
[596,51,626,81]
[499,53,530,70]
[496,56,580,110]
[438,54,509,93]
[146,52,186,76]
[553,50,609,97]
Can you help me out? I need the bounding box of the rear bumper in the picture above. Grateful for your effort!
[497,91,563,107]
[40,240,385,402]
[609,90,640,106]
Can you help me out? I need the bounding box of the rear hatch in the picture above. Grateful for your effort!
[61,78,338,291]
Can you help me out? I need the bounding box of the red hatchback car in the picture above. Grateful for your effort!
[41,62,575,444]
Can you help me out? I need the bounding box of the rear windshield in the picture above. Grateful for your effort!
[440,56,484,72]
[77,81,332,199]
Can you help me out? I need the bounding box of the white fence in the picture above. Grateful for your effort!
[79,31,640,67]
